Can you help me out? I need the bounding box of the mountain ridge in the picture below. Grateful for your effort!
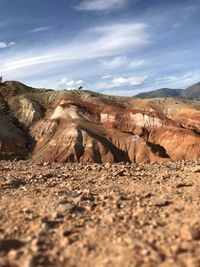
[134,81,200,99]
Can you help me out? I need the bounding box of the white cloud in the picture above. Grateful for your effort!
[101,56,146,69]
[2,54,56,71]
[110,76,148,87]
[0,22,149,73]
[25,26,54,34]
[132,70,200,95]
[58,78,84,89]
[90,23,149,55]
[76,0,128,11]
[8,42,16,47]
[95,75,148,89]
[154,71,200,88]
[101,75,113,79]
[0,41,15,49]
[0,42,7,49]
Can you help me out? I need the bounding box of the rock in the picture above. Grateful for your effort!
[19,98,43,126]
[105,163,111,169]
[0,239,24,252]
[56,199,71,206]
[176,182,193,188]
[70,205,86,213]
[153,197,173,207]
[118,193,128,201]
[6,178,26,188]
[180,225,200,240]
[42,219,60,230]
[113,170,125,177]
[25,254,50,267]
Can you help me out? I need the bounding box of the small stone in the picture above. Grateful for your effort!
[105,163,111,169]
[180,225,200,240]
[56,199,71,205]
[176,182,193,188]
[42,220,60,230]
[113,170,125,177]
[70,205,85,213]
[43,162,50,166]
[153,197,173,207]
[3,178,26,188]
[0,239,24,252]
[193,168,200,173]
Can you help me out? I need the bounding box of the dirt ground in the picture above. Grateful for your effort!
[0,160,200,267]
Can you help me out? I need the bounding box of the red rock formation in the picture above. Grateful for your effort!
[1,81,200,163]
[30,96,200,163]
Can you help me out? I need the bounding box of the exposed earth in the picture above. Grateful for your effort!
[1,160,200,267]
[1,81,200,267]
[1,81,200,163]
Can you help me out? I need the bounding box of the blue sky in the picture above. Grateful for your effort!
[0,0,200,96]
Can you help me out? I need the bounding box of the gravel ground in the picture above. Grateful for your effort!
[0,160,200,267]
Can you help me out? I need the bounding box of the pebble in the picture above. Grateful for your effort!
[180,225,200,240]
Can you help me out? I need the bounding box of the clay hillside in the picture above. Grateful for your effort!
[1,80,200,163]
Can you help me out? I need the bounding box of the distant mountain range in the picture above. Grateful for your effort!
[134,81,200,99]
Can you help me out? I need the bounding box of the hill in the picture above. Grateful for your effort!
[1,80,200,163]
[134,81,200,99]
[184,82,200,98]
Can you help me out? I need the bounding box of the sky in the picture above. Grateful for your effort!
[0,0,200,96]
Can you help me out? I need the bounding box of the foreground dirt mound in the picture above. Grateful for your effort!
[1,160,200,266]
[1,81,200,163]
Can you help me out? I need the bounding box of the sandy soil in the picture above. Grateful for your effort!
[1,160,200,267]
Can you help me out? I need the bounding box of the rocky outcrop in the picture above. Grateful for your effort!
[1,81,200,163]
[31,120,129,163]
[30,97,200,163]
[31,100,129,163]
[18,98,43,126]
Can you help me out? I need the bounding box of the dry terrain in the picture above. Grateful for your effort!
[1,81,200,164]
[1,160,200,267]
